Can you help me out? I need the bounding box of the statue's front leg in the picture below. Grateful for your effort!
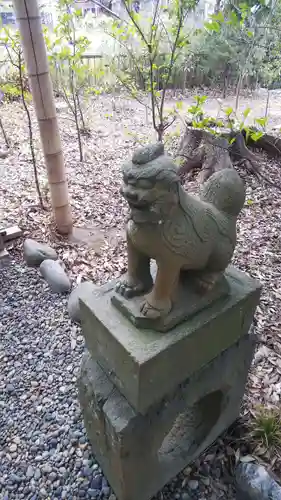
[116,234,153,299]
[141,263,180,319]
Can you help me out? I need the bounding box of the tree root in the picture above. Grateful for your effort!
[177,126,281,190]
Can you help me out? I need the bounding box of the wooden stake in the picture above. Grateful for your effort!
[13,0,73,235]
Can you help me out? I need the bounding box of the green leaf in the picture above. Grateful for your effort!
[250,131,263,141]
[216,120,224,127]
[193,95,206,105]
[224,107,233,116]
[255,117,268,128]
[229,137,236,145]
[246,199,254,205]
[227,11,239,26]
[191,120,200,128]
[204,21,220,32]
[243,107,251,119]
[188,105,199,114]
[215,11,224,22]
[247,30,254,37]
[201,117,210,126]
[176,101,183,110]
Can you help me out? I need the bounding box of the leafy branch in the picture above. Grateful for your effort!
[108,0,198,141]
[45,0,96,161]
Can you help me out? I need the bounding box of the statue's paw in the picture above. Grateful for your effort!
[140,296,172,319]
[115,279,148,299]
[140,301,162,319]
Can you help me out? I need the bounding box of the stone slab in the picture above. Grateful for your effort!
[3,225,22,242]
[0,226,22,247]
[80,266,261,414]
[0,230,6,250]
[78,331,256,500]
[111,267,230,332]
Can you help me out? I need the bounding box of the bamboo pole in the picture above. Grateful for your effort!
[13,0,73,235]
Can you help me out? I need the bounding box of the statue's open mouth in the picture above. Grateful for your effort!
[127,200,161,224]
[127,200,151,211]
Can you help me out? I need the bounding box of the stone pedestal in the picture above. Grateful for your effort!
[78,266,261,500]
[0,248,11,268]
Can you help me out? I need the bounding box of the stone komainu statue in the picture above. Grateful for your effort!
[116,143,246,319]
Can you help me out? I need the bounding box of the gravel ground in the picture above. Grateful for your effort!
[0,259,235,500]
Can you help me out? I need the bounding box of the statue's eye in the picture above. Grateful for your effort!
[137,179,153,189]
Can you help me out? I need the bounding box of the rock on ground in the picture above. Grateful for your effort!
[40,259,71,293]
[23,239,57,267]
[236,463,281,500]
[68,281,97,323]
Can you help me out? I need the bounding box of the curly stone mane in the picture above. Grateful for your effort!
[123,143,180,187]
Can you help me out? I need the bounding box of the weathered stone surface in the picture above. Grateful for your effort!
[1,225,22,243]
[112,264,230,332]
[236,463,281,500]
[0,249,11,268]
[80,266,261,414]
[78,332,256,500]
[132,142,164,164]
[68,281,97,323]
[116,143,246,320]
[23,238,57,267]
[40,260,71,293]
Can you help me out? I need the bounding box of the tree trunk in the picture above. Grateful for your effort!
[177,128,233,183]
[0,113,9,149]
[177,125,281,190]
[177,127,262,182]
[223,63,230,99]
[13,0,72,235]
[265,88,270,119]
[19,51,44,209]
[235,73,244,112]
[214,0,222,14]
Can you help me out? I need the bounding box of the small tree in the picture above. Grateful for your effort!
[201,3,277,107]
[258,1,281,90]
[107,0,198,142]
[46,0,94,161]
[0,27,44,208]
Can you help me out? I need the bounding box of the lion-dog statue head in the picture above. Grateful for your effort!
[120,143,180,225]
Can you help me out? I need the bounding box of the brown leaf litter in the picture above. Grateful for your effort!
[1,92,281,496]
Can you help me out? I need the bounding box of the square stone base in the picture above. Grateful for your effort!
[80,266,261,414]
[0,249,11,269]
[78,331,256,500]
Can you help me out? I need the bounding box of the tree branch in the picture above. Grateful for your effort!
[121,0,149,46]
[159,4,184,127]
[105,29,146,88]
[89,0,125,21]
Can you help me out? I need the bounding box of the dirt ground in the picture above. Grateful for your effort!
[179,88,281,129]
[1,89,281,487]
[1,87,280,247]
